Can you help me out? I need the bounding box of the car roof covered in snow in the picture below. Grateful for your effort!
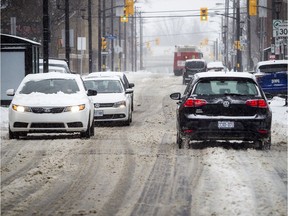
[194,71,256,80]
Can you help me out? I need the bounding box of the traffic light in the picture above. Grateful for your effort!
[249,0,257,16]
[120,7,128,22]
[200,7,208,21]
[101,37,107,50]
[155,38,160,45]
[125,0,134,15]
[234,40,241,50]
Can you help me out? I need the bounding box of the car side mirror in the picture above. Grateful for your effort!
[170,92,181,100]
[129,83,135,88]
[126,88,134,94]
[264,92,273,100]
[87,89,97,96]
[6,89,15,96]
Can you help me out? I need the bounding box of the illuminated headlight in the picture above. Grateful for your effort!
[65,104,85,112]
[12,104,31,112]
[114,101,126,108]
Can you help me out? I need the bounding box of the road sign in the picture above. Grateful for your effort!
[106,34,117,40]
[278,22,288,37]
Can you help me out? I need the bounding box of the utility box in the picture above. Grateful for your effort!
[1,34,40,105]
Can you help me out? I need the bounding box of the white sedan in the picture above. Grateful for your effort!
[83,76,133,126]
[6,72,96,139]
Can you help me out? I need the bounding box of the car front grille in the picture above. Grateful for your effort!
[31,107,65,114]
[31,123,65,128]
[94,103,114,108]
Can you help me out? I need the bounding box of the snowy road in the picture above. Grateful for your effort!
[1,72,287,216]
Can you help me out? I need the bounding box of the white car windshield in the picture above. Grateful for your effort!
[84,80,123,93]
[19,79,79,94]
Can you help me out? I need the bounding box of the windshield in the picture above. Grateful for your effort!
[19,79,79,94]
[258,64,288,73]
[186,61,205,69]
[84,80,123,93]
[193,79,259,96]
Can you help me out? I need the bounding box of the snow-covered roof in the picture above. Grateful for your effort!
[207,61,225,68]
[195,71,255,80]
[256,60,288,67]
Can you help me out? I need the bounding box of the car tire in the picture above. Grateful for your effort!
[258,135,271,150]
[9,127,19,139]
[176,132,183,148]
[123,109,132,126]
[90,119,95,136]
[80,119,91,139]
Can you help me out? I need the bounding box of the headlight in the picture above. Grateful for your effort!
[65,104,85,112]
[114,101,126,108]
[12,104,31,112]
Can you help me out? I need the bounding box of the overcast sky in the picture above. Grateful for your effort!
[136,0,226,46]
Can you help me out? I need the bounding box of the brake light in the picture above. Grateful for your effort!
[246,99,267,108]
[258,129,268,134]
[184,99,207,107]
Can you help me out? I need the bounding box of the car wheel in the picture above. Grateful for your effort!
[90,119,95,136]
[80,119,91,139]
[258,136,271,150]
[9,126,19,139]
[182,78,186,85]
[123,109,132,126]
[176,132,183,148]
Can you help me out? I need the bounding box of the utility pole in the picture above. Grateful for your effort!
[98,0,102,71]
[139,11,143,70]
[247,0,252,71]
[88,0,92,73]
[111,0,114,71]
[43,0,49,73]
[131,14,134,71]
[236,0,242,71]
[65,0,70,67]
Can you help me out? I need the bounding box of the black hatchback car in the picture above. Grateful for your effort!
[171,72,272,150]
[182,59,207,84]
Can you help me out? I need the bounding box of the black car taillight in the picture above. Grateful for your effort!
[184,98,207,107]
[245,99,268,108]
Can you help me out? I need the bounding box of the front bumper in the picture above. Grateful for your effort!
[9,109,90,133]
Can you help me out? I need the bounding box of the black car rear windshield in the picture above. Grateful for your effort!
[186,61,205,69]
[193,78,259,96]
[258,64,288,73]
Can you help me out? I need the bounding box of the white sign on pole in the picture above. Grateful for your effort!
[259,0,267,18]
[273,20,282,37]
[77,37,86,51]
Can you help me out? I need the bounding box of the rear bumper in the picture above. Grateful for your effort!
[179,116,271,141]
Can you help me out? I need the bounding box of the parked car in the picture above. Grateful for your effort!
[182,59,207,84]
[6,72,97,139]
[207,61,226,72]
[254,60,287,101]
[83,72,135,111]
[170,72,272,150]
[39,58,71,73]
[83,76,133,126]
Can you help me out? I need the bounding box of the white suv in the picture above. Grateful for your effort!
[39,58,71,73]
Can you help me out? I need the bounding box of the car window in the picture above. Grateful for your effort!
[193,79,258,95]
[258,64,288,73]
[84,80,123,93]
[20,79,79,94]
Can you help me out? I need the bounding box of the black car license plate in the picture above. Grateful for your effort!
[218,121,234,129]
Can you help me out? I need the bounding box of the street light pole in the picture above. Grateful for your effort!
[236,1,242,71]
[65,0,70,67]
